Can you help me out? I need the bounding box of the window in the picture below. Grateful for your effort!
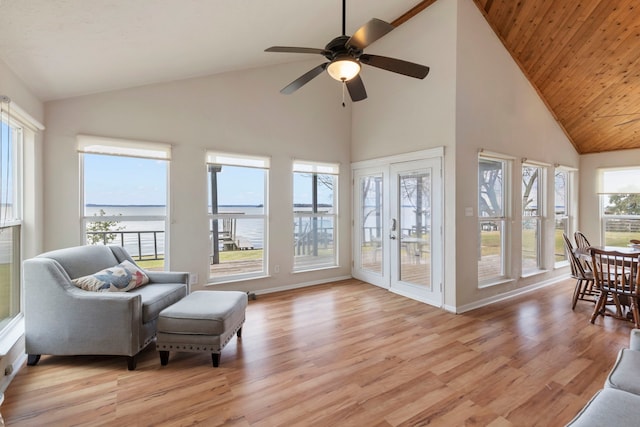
[599,168,640,246]
[0,104,22,332]
[478,155,510,284]
[522,163,545,274]
[293,160,339,271]
[554,168,571,265]
[79,135,170,270]
[207,152,269,281]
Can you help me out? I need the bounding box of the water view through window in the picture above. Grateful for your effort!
[82,153,168,270]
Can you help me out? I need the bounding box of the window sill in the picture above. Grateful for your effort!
[206,274,268,286]
[292,265,340,274]
[0,316,24,357]
[478,278,514,289]
[521,269,549,279]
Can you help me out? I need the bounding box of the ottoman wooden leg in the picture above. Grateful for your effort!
[237,327,242,338]
[212,353,220,367]
[159,351,170,366]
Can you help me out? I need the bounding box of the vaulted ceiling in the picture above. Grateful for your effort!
[470,0,640,154]
[0,0,637,154]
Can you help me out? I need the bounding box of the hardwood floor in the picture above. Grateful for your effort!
[2,278,633,426]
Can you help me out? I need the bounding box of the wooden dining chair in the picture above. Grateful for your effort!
[630,239,640,245]
[574,231,592,249]
[589,247,640,328]
[563,233,596,309]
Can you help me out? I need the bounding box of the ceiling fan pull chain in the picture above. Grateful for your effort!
[342,80,346,107]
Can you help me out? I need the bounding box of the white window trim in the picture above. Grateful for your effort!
[206,152,270,283]
[78,137,171,268]
[521,162,546,274]
[478,153,512,286]
[292,160,339,272]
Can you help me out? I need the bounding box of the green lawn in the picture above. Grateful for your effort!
[605,232,640,247]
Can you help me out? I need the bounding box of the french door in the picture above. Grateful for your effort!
[353,152,443,307]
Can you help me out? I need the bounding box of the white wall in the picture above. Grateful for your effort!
[454,0,578,308]
[43,60,353,294]
[580,149,640,244]
[351,0,459,307]
[351,0,580,310]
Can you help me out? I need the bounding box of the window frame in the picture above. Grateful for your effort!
[206,151,270,283]
[599,168,640,246]
[0,109,24,336]
[521,161,546,275]
[292,160,339,272]
[478,153,512,286]
[78,136,171,270]
[554,167,573,267]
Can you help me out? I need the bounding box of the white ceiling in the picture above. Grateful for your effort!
[0,0,424,101]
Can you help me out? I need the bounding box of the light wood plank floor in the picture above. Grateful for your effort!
[2,278,633,426]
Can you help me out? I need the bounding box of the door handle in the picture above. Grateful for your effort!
[391,218,397,231]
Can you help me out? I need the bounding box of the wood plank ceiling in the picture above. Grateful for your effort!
[470,0,640,154]
[399,0,640,154]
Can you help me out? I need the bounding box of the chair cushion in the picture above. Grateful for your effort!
[605,348,640,395]
[566,388,640,426]
[129,282,188,323]
[158,291,248,335]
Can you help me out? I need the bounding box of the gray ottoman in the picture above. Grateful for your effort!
[156,290,248,367]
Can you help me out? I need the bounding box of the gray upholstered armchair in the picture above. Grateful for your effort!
[23,245,188,370]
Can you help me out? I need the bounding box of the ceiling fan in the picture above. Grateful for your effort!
[264,0,430,104]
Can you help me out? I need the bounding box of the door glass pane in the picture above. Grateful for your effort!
[398,170,431,287]
[360,175,383,274]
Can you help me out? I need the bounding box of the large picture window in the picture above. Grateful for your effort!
[478,155,510,284]
[522,162,545,274]
[600,168,640,246]
[293,160,339,272]
[79,135,170,270]
[0,106,22,332]
[207,152,269,281]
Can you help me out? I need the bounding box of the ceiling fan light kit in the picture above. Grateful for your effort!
[264,0,430,103]
[327,56,361,81]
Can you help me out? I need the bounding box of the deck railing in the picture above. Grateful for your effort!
[86,230,164,261]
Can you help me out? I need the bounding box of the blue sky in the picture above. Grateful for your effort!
[84,155,332,206]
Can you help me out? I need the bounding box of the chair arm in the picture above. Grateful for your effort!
[630,329,640,351]
[146,271,189,285]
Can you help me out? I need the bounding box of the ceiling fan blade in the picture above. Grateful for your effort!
[347,18,394,50]
[265,46,328,55]
[280,63,329,94]
[360,54,430,79]
[346,75,367,102]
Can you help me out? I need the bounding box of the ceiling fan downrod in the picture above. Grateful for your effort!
[342,0,346,36]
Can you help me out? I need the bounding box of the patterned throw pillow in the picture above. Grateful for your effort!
[72,260,149,292]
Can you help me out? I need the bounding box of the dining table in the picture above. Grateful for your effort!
[573,245,640,262]
[574,245,640,324]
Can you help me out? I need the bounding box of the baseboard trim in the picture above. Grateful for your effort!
[253,275,353,296]
[454,273,571,314]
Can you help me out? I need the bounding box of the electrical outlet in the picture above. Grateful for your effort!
[189,273,198,285]
[274,264,280,274]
